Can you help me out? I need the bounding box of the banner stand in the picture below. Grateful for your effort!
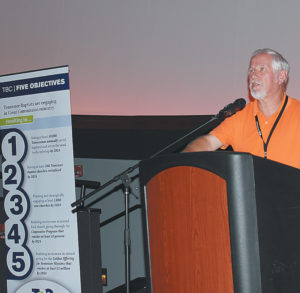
[77,208,103,293]
[0,66,84,293]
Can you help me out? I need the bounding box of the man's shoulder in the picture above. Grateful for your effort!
[288,96,300,107]
[289,96,300,103]
[286,96,300,115]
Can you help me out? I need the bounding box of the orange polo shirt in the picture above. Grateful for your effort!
[210,95,300,169]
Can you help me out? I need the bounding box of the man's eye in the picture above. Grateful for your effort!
[259,66,265,71]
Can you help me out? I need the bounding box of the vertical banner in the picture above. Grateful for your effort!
[0,67,82,293]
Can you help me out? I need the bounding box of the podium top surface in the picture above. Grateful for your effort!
[139,151,300,187]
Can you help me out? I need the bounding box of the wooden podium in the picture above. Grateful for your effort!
[139,152,300,293]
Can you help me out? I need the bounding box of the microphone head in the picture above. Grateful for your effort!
[233,98,246,110]
[217,98,246,119]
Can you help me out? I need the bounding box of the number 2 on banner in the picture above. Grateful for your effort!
[1,129,33,279]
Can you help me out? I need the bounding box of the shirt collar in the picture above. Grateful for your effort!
[253,92,287,118]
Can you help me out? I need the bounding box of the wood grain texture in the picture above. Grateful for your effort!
[146,166,234,293]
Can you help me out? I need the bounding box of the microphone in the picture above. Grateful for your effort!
[216,98,246,119]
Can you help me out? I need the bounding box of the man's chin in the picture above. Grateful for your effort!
[250,90,266,100]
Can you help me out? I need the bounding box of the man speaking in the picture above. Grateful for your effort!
[184,48,300,169]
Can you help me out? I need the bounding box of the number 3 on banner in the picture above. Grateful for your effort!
[1,129,33,279]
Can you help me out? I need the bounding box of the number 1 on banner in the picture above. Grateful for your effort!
[8,135,17,156]
[1,129,33,279]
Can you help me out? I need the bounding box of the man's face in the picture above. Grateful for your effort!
[248,53,280,100]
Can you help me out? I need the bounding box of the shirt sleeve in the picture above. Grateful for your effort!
[210,114,237,149]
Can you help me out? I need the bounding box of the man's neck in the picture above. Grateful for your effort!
[258,91,285,118]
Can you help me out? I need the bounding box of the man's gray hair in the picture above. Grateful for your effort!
[250,48,290,89]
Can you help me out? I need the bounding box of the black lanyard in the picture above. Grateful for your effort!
[255,95,289,159]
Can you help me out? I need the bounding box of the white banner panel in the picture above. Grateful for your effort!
[0,67,82,293]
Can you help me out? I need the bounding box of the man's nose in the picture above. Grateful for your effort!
[250,69,259,79]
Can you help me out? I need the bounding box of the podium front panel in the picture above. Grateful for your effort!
[145,166,233,293]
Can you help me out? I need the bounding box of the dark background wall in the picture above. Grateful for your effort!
[72,114,218,159]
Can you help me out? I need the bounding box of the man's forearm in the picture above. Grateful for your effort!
[183,134,223,152]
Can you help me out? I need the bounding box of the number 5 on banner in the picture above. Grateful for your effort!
[1,129,33,279]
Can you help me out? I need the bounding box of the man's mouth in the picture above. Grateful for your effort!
[250,80,263,90]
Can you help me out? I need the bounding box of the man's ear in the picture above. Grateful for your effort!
[278,70,288,85]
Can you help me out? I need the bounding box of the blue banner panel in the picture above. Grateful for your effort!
[0,73,69,98]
